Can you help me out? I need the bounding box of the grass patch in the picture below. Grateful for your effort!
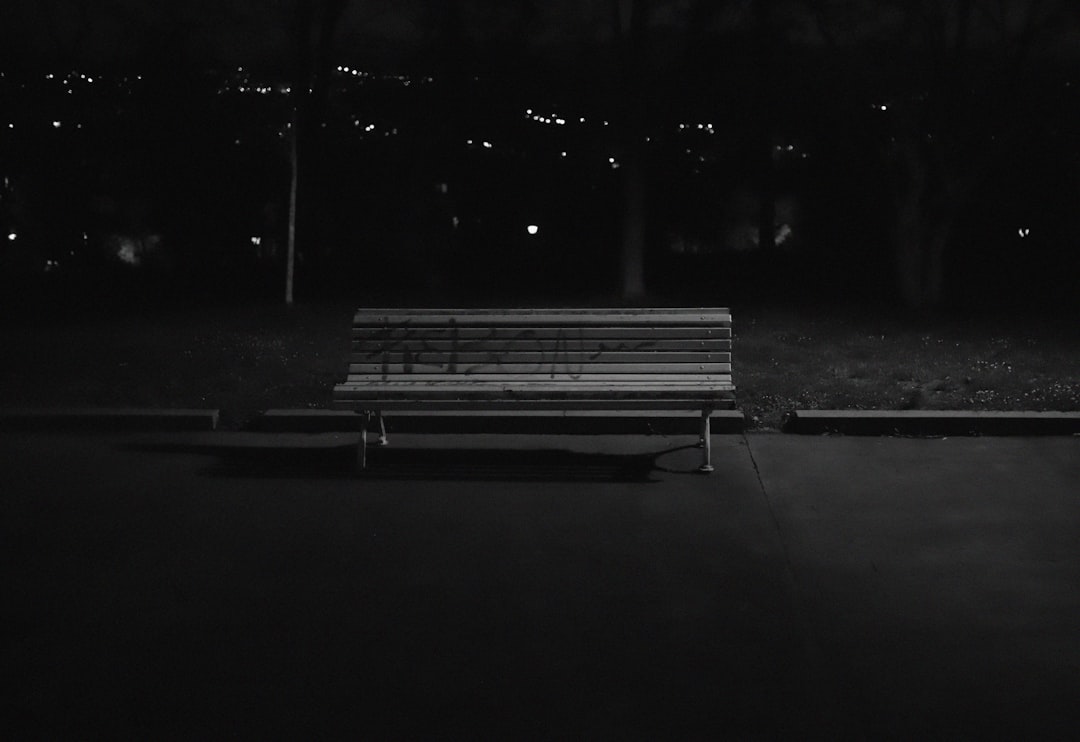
[2,300,1077,430]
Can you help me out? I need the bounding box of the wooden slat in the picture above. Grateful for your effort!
[333,387,734,400]
[352,327,731,340]
[351,339,732,352]
[354,307,729,313]
[352,313,731,327]
[331,398,736,411]
[347,363,732,375]
[349,352,731,364]
[342,378,730,384]
[336,382,734,395]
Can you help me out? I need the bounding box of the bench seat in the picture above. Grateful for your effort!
[332,308,735,472]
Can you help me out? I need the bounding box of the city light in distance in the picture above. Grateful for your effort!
[1018,227,1031,238]
[527,225,539,235]
[7,232,16,241]
[528,111,584,127]
[52,121,61,128]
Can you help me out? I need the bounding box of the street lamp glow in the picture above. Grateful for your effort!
[7,232,16,241]
[52,121,62,128]
[527,225,539,235]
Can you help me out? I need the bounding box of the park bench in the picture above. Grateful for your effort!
[332,308,735,473]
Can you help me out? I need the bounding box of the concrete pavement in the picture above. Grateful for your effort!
[2,431,1078,739]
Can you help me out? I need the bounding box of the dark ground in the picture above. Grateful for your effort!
[4,431,1079,739]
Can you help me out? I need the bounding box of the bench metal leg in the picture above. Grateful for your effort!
[377,412,388,446]
[357,411,368,471]
[698,410,714,473]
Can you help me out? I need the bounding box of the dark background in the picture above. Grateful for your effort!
[1,0,1078,314]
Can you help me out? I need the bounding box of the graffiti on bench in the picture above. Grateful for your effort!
[360,319,664,378]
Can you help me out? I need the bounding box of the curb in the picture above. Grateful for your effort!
[782,410,1080,436]
[0,408,220,432]
[254,409,746,435]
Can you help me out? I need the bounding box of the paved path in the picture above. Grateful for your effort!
[3,432,1078,739]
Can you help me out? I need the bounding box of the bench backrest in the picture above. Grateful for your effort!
[348,308,732,380]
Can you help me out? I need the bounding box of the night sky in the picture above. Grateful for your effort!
[5,0,1080,71]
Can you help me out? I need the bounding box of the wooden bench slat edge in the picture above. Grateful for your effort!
[349,352,732,363]
[353,307,731,315]
[339,377,733,384]
[352,314,731,326]
[351,328,732,339]
[330,398,736,411]
[351,339,733,349]
[346,364,734,374]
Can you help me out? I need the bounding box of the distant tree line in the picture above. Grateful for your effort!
[1,0,1078,313]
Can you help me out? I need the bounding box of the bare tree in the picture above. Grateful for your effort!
[286,0,351,305]
[807,0,1074,311]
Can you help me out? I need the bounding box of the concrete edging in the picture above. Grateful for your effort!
[254,409,746,435]
[0,408,220,432]
[782,410,1080,436]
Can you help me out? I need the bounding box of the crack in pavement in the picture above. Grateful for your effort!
[741,432,865,740]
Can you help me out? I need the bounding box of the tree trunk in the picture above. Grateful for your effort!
[755,0,776,253]
[894,216,950,311]
[286,106,298,305]
[757,163,776,252]
[614,0,647,301]
[283,0,349,306]
[620,151,646,300]
[893,137,952,312]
